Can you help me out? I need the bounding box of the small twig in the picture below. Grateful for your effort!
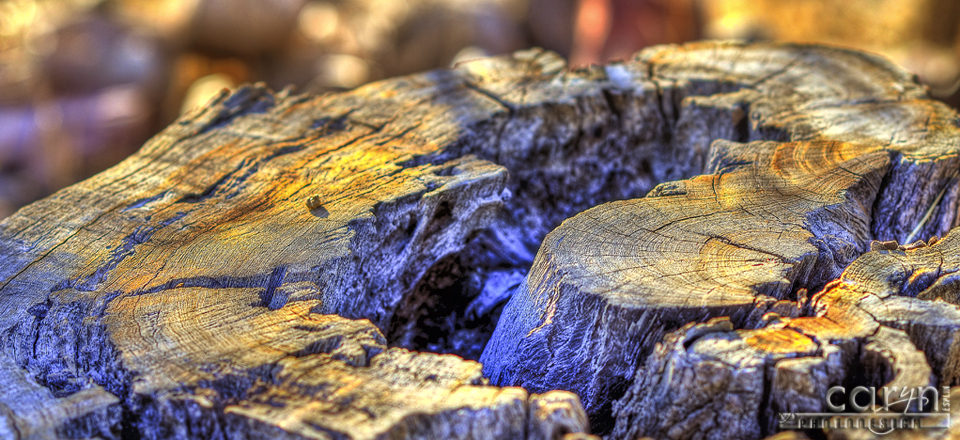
[905,168,960,244]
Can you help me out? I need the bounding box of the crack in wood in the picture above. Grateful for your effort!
[3,42,960,440]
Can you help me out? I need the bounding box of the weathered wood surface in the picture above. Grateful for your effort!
[1,41,959,440]
[480,43,960,439]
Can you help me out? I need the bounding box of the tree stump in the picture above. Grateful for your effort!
[1,42,959,440]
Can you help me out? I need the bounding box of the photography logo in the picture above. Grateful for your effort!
[779,386,951,435]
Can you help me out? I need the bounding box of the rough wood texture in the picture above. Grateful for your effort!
[1,41,959,440]
[480,43,960,437]
[0,51,614,439]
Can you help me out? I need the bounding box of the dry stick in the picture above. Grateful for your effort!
[905,168,960,244]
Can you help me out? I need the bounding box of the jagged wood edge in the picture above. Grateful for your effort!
[0,48,647,439]
[480,42,960,438]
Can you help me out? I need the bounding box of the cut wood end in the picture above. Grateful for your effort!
[2,41,960,440]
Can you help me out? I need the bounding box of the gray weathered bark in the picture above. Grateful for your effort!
[480,43,960,438]
[1,42,959,440]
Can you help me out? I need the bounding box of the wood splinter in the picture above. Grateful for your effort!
[3,41,960,440]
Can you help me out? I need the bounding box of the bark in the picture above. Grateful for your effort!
[479,44,960,438]
[0,42,958,440]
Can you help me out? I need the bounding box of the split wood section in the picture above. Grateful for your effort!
[481,44,960,438]
[0,42,958,439]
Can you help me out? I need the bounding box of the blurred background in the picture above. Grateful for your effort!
[1,0,959,218]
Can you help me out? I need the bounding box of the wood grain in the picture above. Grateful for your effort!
[0,52,610,439]
[480,43,960,437]
[1,41,959,439]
